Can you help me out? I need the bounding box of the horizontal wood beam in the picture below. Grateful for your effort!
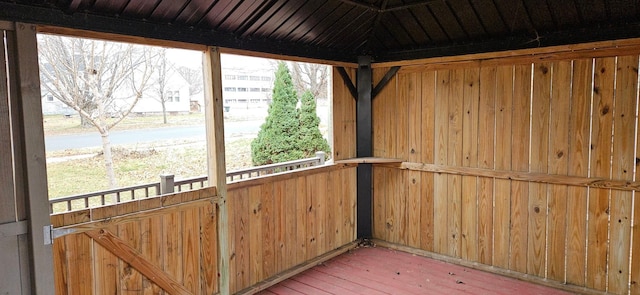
[227,163,357,191]
[86,229,192,295]
[51,188,218,231]
[377,162,640,192]
[0,220,28,238]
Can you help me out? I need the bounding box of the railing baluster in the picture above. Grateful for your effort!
[49,154,325,213]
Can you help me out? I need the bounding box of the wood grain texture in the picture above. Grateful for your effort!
[509,63,531,273]
[546,61,571,282]
[527,62,551,278]
[607,55,637,294]
[86,229,192,295]
[477,66,496,265]
[587,57,615,291]
[493,65,513,269]
[461,66,479,262]
[565,58,591,286]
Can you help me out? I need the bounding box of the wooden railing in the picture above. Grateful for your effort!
[49,152,326,213]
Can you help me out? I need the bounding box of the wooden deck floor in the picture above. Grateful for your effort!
[257,246,573,295]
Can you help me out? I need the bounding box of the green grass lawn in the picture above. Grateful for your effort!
[46,138,253,200]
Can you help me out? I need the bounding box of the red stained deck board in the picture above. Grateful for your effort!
[258,246,574,295]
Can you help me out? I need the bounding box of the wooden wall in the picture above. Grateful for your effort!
[331,44,640,294]
[227,164,357,293]
[52,188,219,295]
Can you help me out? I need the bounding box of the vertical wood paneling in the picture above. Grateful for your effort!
[67,234,93,295]
[447,69,464,258]
[607,55,637,294]
[296,176,307,263]
[373,166,387,241]
[420,71,436,253]
[461,67,479,262]
[273,180,286,274]
[332,67,356,160]
[477,66,496,265]
[227,190,237,294]
[119,221,143,293]
[200,201,217,295]
[493,65,513,269]
[0,34,15,224]
[632,81,640,295]
[53,189,222,295]
[284,178,298,270]
[547,61,571,282]
[587,57,615,291]
[509,64,531,273]
[249,185,263,285]
[261,183,275,279]
[433,69,450,254]
[306,174,319,260]
[236,187,250,291]
[527,62,551,278]
[565,58,592,286]
[141,216,163,294]
[93,226,118,295]
[407,72,422,248]
[164,211,183,285]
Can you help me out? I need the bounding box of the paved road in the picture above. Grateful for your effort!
[45,120,263,152]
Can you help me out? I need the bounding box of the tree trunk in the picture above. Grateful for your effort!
[161,100,167,124]
[80,113,92,128]
[100,130,118,194]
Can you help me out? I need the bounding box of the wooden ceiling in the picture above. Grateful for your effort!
[2,0,640,63]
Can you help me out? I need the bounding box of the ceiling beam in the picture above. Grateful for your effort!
[0,2,358,63]
[376,21,640,62]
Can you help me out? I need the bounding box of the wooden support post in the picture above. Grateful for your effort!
[204,46,230,295]
[159,174,175,195]
[356,56,373,239]
[14,22,55,293]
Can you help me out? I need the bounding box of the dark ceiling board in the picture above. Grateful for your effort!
[0,2,357,62]
[428,1,467,41]
[575,0,606,23]
[238,0,287,37]
[447,0,487,39]
[275,1,326,41]
[609,0,637,19]
[92,0,127,14]
[379,12,416,46]
[235,0,278,37]
[304,3,354,45]
[288,0,340,43]
[317,7,371,47]
[546,1,580,29]
[376,20,640,62]
[411,5,448,43]
[492,0,531,33]
[522,0,553,30]
[470,0,507,36]
[149,0,188,22]
[174,0,218,26]
[390,9,430,44]
[202,0,239,30]
[263,0,308,39]
[218,1,263,31]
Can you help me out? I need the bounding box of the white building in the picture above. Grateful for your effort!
[221,54,274,107]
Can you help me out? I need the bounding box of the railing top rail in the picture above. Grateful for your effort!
[49,152,327,211]
[50,182,160,203]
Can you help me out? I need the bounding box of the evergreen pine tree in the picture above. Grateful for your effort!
[251,62,303,165]
[297,90,330,157]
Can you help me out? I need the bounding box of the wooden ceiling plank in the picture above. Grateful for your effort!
[273,1,326,41]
